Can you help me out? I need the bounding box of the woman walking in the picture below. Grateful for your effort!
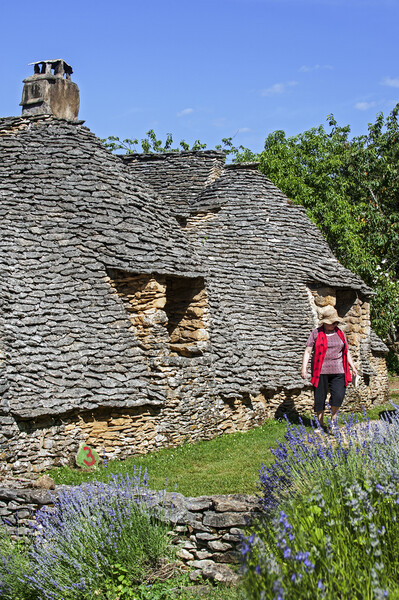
[301,305,358,429]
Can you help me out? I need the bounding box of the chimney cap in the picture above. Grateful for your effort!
[29,59,72,68]
[26,59,73,80]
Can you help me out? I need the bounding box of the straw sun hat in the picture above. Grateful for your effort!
[318,305,342,325]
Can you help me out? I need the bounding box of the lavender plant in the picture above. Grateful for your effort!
[0,469,173,600]
[242,407,399,599]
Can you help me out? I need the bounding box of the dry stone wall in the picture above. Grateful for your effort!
[0,483,259,570]
[0,395,270,474]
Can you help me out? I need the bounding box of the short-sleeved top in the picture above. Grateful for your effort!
[306,328,346,375]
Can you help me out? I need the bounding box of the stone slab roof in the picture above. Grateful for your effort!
[0,116,203,419]
[121,151,226,216]
[369,329,389,354]
[178,167,373,395]
[190,168,371,294]
[0,116,383,423]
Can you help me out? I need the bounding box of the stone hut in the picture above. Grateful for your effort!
[0,62,388,473]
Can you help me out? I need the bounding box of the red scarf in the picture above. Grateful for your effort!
[311,326,352,388]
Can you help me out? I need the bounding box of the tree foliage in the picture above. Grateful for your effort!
[102,129,207,154]
[233,106,399,362]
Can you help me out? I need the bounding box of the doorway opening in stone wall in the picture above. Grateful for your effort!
[106,269,209,357]
[336,288,357,318]
[106,269,169,353]
[308,285,359,321]
[165,276,209,357]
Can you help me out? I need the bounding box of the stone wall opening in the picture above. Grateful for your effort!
[106,269,169,353]
[107,269,209,357]
[336,288,357,318]
[165,276,209,356]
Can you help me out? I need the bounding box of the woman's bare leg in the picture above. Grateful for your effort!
[316,411,325,427]
[331,406,339,426]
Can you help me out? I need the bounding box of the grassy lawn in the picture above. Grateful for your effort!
[49,418,288,495]
[48,388,397,496]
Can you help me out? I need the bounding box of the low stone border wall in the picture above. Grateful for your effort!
[0,486,52,536]
[0,484,261,581]
[162,491,261,567]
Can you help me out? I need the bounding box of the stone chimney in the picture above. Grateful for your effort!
[20,59,80,121]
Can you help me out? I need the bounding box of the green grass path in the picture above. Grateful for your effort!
[49,419,288,495]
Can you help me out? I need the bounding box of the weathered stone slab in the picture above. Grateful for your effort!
[202,563,240,585]
[188,559,215,570]
[212,551,240,564]
[203,511,252,528]
[212,496,253,512]
[208,540,232,552]
[185,496,213,511]
[196,532,220,541]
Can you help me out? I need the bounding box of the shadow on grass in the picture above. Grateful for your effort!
[285,413,315,428]
[274,406,315,428]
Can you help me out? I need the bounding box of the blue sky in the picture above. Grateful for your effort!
[1,0,398,153]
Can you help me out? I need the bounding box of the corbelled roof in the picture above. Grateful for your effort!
[179,167,373,395]
[190,167,371,294]
[0,116,203,418]
[121,151,225,216]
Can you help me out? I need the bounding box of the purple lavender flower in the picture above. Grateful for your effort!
[0,471,172,599]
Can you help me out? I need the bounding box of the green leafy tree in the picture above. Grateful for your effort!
[233,107,399,365]
[102,130,207,154]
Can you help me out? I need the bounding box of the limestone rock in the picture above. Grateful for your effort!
[203,511,251,528]
[213,496,251,512]
[189,559,215,570]
[208,540,232,552]
[186,496,213,511]
[201,563,240,585]
[177,549,194,561]
[195,549,213,560]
